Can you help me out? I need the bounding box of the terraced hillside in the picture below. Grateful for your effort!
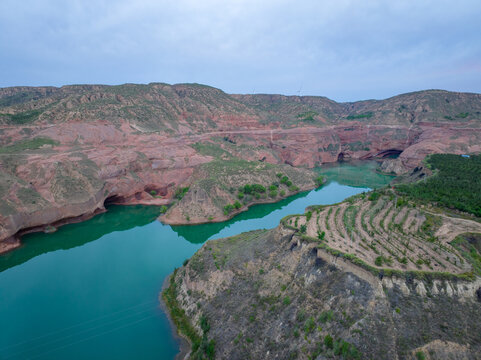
[165,198,481,360]
[289,190,481,278]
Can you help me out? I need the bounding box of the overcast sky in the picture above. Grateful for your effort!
[1,0,480,101]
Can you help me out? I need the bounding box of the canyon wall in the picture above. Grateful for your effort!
[1,84,481,250]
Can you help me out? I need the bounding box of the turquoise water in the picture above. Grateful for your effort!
[0,162,392,360]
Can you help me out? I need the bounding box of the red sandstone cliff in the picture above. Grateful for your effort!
[1,84,480,251]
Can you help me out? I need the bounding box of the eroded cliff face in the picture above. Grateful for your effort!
[167,225,481,360]
[1,84,481,250]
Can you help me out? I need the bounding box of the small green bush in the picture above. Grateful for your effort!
[319,310,333,323]
[304,317,316,334]
[324,334,333,349]
[315,175,325,187]
[200,315,210,333]
[416,351,426,360]
[306,211,312,221]
[223,204,235,215]
[175,187,189,200]
[296,309,306,322]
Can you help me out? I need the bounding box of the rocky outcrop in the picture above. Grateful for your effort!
[165,224,481,359]
[160,161,318,225]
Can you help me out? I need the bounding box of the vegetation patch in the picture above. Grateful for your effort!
[296,111,318,122]
[175,187,190,200]
[396,154,481,216]
[0,137,58,153]
[450,233,481,276]
[346,112,373,120]
[455,112,469,119]
[162,270,215,359]
[315,175,325,187]
[3,109,42,124]
[191,142,231,158]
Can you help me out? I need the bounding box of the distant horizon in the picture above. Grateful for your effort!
[1,1,480,102]
[1,81,480,103]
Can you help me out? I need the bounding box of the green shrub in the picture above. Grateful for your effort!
[200,315,210,333]
[280,190,286,196]
[237,192,244,200]
[252,184,266,193]
[416,351,426,360]
[269,190,278,198]
[319,310,333,323]
[304,317,316,334]
[296,309,306,322]
[233,201,242,209]
[223,204,235,215]
[306,211,312,221]
[324,334,333,349]
[175,187,189,200]
[315,175,325,187]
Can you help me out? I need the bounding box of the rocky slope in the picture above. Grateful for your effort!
[164,192,481,359]
[1,83,481,251]
[160,160,319,225]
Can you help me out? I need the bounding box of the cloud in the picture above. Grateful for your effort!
[0,0,480,101]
